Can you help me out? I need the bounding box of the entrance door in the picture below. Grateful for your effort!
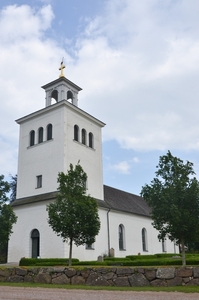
[31,229,40,258]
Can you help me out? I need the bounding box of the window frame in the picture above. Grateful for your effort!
[36,175,42,188]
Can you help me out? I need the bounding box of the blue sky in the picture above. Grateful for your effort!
[1,0,199,195]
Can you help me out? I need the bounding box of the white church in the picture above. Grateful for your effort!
[8,63,177,262]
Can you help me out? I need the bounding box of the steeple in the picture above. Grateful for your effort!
[41,61,82,107]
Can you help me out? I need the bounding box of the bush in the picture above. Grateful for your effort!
[19,258,79,266]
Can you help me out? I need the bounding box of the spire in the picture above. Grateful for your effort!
[59,59,65,78]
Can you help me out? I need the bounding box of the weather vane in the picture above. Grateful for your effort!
[59,58,65,78]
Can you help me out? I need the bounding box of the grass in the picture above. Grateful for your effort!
[0,282,199,293]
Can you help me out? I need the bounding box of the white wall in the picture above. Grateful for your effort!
[16,101,104,200]
[8,201,177,263]
[108,210,177,257]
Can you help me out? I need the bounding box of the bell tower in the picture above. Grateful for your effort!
[42,61,82,107]
[16,63,105,200]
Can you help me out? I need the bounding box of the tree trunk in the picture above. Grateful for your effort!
[68,238,73,266]
[181,238,186,266]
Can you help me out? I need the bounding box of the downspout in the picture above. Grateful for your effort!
[107,208,110,257]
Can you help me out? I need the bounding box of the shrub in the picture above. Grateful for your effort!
[19,258,79,266]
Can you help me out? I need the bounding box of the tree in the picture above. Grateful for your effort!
[0,175,17,252]
[141,151,199,266]
[9,174,17,202]
[47,163,101,266]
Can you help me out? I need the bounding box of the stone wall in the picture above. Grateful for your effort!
[0,266,199,287]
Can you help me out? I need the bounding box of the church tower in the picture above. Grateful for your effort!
[16,62,105,200]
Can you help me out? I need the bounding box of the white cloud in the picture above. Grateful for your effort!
[71,0,199,152]
[109,161,131,174]
[1,0,199,179]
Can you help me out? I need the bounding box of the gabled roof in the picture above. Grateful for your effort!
[12,185,151,218]
[103,185,151,217]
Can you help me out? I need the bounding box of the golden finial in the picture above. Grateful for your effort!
[59,58,65,78]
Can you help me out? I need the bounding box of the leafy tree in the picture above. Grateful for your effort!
[141,151,199,266]
[0,175,17,252]
[9,174,17,202]
[47,163,101,266]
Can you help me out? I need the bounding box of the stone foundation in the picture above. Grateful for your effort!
[0,266,199,286]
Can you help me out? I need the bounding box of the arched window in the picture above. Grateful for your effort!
[47,124,52,140]
[89,132,93,148]
[119,224,125,250]
[142,228,148,252]
[51,90,58,104]
[67,90,73,104]
[82,129,86,145]
[30,130,35,146]
[74,125,79,141]
[31,229,40,258]
[38,127,43,144]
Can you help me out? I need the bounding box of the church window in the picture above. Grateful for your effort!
[89,132,94,148]
[47,124,52,140]
[67,90,73,103]
[119,224,125,250]
[38,127,43,143]
[82,129,86,145]
[36,175,42,188]
[74,125,79,141]
[85,243,95,250]
[142,228,148,252]
[31,229,40,258]
[51,90,58,104]
[30,130,35,146]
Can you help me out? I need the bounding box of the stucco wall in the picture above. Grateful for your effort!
[8,201,177,263]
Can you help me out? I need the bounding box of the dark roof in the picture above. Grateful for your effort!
[103,185,151,217]
[12,185,151,218]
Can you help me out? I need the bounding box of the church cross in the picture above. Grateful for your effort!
[59,60,65,78]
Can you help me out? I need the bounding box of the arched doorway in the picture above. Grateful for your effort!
[31,229,40,258]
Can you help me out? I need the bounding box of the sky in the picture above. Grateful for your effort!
[1,0,199,196]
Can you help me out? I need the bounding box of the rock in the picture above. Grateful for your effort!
[103,272,114,280]
[128,273,149,287]
[86,272,110,286]
[80,269,90,278]
[16,268,27,276]
[167,276,182,286]
[0,269,11,278]
[34,273,51,284]
[116,268,134,276]
[193,268,199,278]
[150,279,167,287]
[52,274,70,284]
[53,267,65,273]
[8,275,24,283]
[156,268,175,279]
[176,267,193,277]
[71,275,85,285]
[65,268,76,278]
[145,269,156,280]
[24,275,34,283]
[113,276,130,287]
[186,278,199,285]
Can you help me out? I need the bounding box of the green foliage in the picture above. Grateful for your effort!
[47,163,101,265]
[19,253,199,267]
[19,258,79,266]
[9,174,17,203]
[0,175,17,251]
[141,151,199,265]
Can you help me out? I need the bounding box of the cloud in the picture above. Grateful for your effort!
[1,0,199,179]
[0,4,69,175]
[71,0,199,152]
[109,161,131,174]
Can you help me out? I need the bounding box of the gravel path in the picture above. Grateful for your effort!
[0,287,199,300]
